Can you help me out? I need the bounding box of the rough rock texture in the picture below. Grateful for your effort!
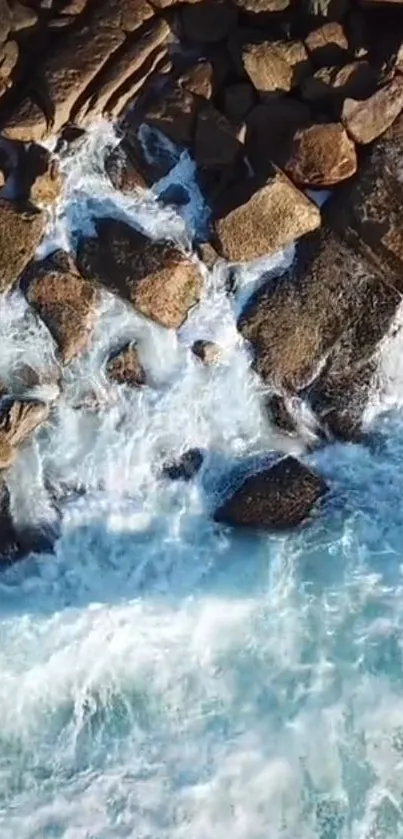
[180,0,237,42]
[24,250,99,364]
[214,169,321,263]
[77,219,203,329]
[302,61,376,110]
[162,448,204,481]
[214,456,328,530]
[0,398,50,447]
[0,200,44,293]
[285,122,357,187]
[21,145,63,206]
[305,22,349,67]
[179,61,213,99]
[342,76,403,144]
[243,40,311,95]
[106,341,146,387]
[192,340,222,365]
[145,85,199,146]
[0,436,15,470]
[105,144,147,192]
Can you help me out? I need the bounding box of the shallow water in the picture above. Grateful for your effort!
[1,123,403,838]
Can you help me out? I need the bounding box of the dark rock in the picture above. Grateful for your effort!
[266,392,298,435]
[180,0,237,42]
[162,448,204,481]
[285,122,357,187]
[0,480,57,565]
[192,340,222,364]
[195,104,244,168]
[0,199,44,293]
[18,144,62,206]
[302,61,377,111]
[106,341,146,387]
[105,143,147,193]
[214,456,328,530]
[224,82,256,122]
[305,22,349,67]
[0,397,50,447]
[179,61,213,99]
[145,84,199,146]
[77,219,203,329]
[242,40,311,96]
[24,250,99,364]
[245,99,311,174]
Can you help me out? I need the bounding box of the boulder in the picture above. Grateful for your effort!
[214,456,328,530]
[342,76,403,144]
[192,340,222,364]
[246,98,311,172]
[24,250,99,364]
[145,84,199,146]
[106,341,146,387]
[224,82,256,122]
[17,144,63,206]
[179,61,213,100]
[305,22,349,67]
[162,448,204,481]
[302,61,376,110]
[285,122,357,187]
[232,0,291,9]
[180,0,237,42]
[0,0,11,45]
[77,219,203,329]
[0,398,50,447]
[10,1,38,31]
[0,200,44,293]
[105,143,147,192]
[242,40,311,96]
[194,104,244,168]
[2,97,49,143]
[0,437,15,470]
[214,168,321,263]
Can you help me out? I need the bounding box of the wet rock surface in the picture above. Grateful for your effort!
[106,341,146,387]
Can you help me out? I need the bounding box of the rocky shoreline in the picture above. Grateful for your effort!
[0,0,403,560]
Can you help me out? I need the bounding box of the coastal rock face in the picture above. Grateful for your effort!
[214,456,328,530]
[24,251,99,364]
[0,200,44,293]
[285,122,357,187]
[0,398,50,447]
[214,169,321,263]
[162,448,204,481]
[106,341,146,387]
[342,76,403,144]
[180,1,237,42]
[77,219,203,329]
[105,144,147,193]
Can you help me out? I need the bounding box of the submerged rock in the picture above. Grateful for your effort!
[162,448,204,481]
[214,456,328,530]
[77,219,202,329]
[0,200,44,293]
[106,341,146,387]
[24,250,99,364]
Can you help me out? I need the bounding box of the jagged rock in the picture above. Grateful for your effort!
[285,122,357,187]
[77,219,203,329]
[194,104,244,168]
[10,1,38,30]
[18,144,63,206]
[2,97,48,142]
[224,82,256,122]
[0,397,50,446]
[145,84,199,146]
[302,60,376,109]
[179,61,213,99]
[106,341,146,387]
[214,168,320,263]
[24,250,99,364]
[242,40,311,96]
[214,456,328,530]
[162,448,204,481]
[266,393,299,435]
[342,76,403,144]
[305,22,349,67]
[105,143,147,192]
[246,98,311,172]
[0,200,44,293]
[0,436,14,470]
[180,0,237,42]
[0,39,18,81]
[0,0,11,44]
[192,340,222,364]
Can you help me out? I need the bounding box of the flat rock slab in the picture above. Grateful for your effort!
[214,456,328,530]
[214,169,320,263]
[77,219,203,329]
[24,250,99,364]
[342,76,403,144]
[285,122,357,187]
[0,200,44,293]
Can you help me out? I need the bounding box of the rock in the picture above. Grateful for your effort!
[0,200,44,293]
[10,1,38,30]
[306,0,348,16]
[179,61,213,99]
[0,0,11,45]
[302,61,377,109]
[2,97,49,142]
[285,122,357,187]
[0,480,19,563]
[77,219,203,329]
[108,48,171,120]
[305,22,349,67]
[180,0,237,42]
[0,398,50,447]
[0,479,56,564]
[60,0,89,13]
[266,393,298,435]
[246,98,311,172]
[105,143,147,192]
[232,0,291,10]
[242,40,311,96]
[342,76,403,144]
[194,104,244,168]
[192,340,222,364]
[0,39,19,81]
[19,144,62,206]
[197,241,220,269]
[106,341,146,387]
[145,84,199,146]
[214,456,328,530]
[224,82,256,122]
[162,448,204,481]
[214,168,321,263]
[0,436,15,470]
[24,250,99,364]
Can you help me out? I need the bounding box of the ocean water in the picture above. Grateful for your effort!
[1,123,403,838]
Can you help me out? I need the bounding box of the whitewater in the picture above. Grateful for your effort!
[1,122,403,838]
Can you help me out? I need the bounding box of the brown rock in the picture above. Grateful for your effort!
[1,97,48,142]
[0,0,11,45]
[342,76,403,144]
[106,341,146,387]
[224,82,256,122]
[192,340,222,364]
[246,98,310,172]
[179,61,213,99]
[232,0,291,10]
[0,436,15,470]
[0,398,50,447]
[305,22,349,67]
[60,0,89,13]
[195,104,244,168]
[77,219,203,329]
[214,456,327,530]
[105,143,147,192]
[302,60,376,108]
[214,168,320,263]
[243,40,311,96]
[197,241,220,269]
[285,122,357,187]
[145,84,198,146]
[24,250,99,364]
[10,1,38,30]
[181,0,237,42]
[108,48,170,120]
[0,39,19,81]
[0,200,44,293]
[20,145,63,206]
